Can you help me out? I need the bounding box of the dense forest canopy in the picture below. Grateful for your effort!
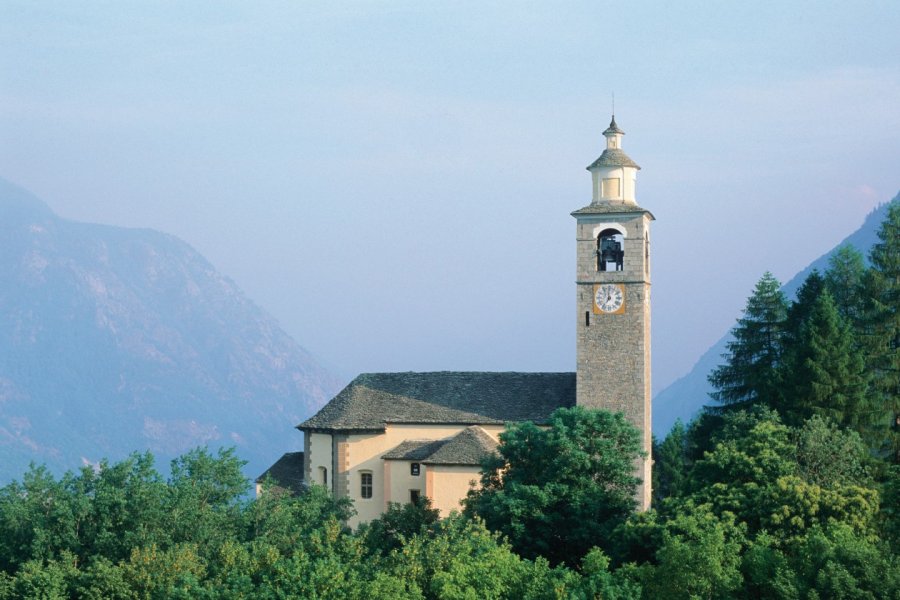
[1,204,898,598]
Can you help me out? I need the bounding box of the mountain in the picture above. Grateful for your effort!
[0,178,343,484]
[653,192,899,436]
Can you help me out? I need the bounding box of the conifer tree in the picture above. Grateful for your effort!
[779,289,870,428]
[865,202,900,461]
[824,244,868,327]
[784,269,826,348]
[708,272,788,411]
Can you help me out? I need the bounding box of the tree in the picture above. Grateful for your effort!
[778,289,871,428]
[165,447,248,553]
[709,272,789,411]
[463,406,644,567]
[794,415,870,489]
[652,421,690,505]
[679,409,880,543]
[633,509,745,600]
[783,269,827,348]
[864,201,900,461]
[824,244,868,327]
[359,497,440,557]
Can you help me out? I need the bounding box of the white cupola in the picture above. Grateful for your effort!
[587,116,640,205]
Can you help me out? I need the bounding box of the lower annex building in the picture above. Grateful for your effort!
[258,116,654,527]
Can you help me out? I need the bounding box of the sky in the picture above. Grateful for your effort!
[2,2,899,394]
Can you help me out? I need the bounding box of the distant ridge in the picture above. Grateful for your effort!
[653,192,900,435]
[0,177,343,483]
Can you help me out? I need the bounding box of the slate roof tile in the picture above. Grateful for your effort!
[255,451,305,494]
[299,371,575,431]
[382,426,499,466]
[587,148,641,170]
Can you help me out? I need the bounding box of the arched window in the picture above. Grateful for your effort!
[597,228,624,272]
[318,466,327,486]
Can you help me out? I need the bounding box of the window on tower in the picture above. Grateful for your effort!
[597,229,624,272]
[601,177,621,198]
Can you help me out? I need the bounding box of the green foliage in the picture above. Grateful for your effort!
[864,202,900,462]
[242,481,353,553]
[883,465,900,552]
[463,406,643,566]
[652,420,690,505]
[709,271,789,411]
[0,423,897,598]
[824,244,868,326]
[681,409,880,542]
[779,288,871,428]
[795,415,870,488]
[635,508,746,600]
[392,514,529,599]
[165,447,248,552]
[573,548,641,600]
[359,497,440,557]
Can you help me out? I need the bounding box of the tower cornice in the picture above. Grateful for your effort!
[571,204,655,220]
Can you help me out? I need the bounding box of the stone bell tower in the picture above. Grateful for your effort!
[573,116,653,509]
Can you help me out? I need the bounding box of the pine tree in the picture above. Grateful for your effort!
[779,289,870,428]
[708,272,789,411]
[784,270,826,349]
[865,202,900,461]
[824,244,868,327]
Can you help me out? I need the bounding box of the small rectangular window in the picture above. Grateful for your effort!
[410,489,420,505]
[585,311,590,327]
[411,462,420,476]
[360,472,373,499]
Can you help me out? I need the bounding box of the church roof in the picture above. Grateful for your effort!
[255,451,305,494]
[298,371,576,432]
[382,426,499,466]
[586,148,641,170]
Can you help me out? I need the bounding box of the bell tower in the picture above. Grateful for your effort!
[573,116,653,509]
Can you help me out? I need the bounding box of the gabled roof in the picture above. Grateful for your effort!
[255,451,305,494]
[382,426,499,466]
[298,371,575,432]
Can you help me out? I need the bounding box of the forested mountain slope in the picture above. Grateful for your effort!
[654,192,899,435]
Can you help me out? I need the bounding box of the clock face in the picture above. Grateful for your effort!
[594,283,625,314]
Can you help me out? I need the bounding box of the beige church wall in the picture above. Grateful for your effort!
[344,432,384,526]
[426,465,482,516]
[306,432,333,489]
[342,424,503,527]
[384,460,425,507]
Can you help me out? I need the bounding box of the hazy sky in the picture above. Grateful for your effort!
[2,2,899,394]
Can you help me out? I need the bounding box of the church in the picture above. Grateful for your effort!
[259,117,653,527]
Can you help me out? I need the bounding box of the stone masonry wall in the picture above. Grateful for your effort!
[575,210,652,509]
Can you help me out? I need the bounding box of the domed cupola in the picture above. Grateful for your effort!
[586,116,641,205]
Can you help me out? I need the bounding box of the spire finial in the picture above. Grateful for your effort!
[612,91,615,119]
